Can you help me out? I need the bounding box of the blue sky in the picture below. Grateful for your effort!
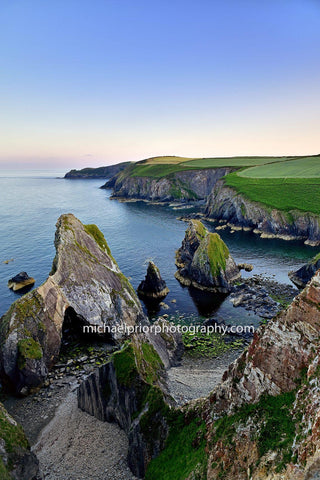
[0,0,319,168]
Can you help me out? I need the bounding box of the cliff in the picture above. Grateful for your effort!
[0,214,145,394]
[64,161,132,179]
[201,268,320,479]
[78,324,183,478]
[175,220,240,292]
[0,403,40,479]
[103,167,234,202]
[289,253,320,288]
[205,180,320,246]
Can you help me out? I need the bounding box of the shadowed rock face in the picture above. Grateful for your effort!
[289,255,320,288]
[0,402,40,480]
[205,180,320,246]
[137,262,169,299]
[0,214,146,394]
[175,220,240,292]
[78,324,183,478]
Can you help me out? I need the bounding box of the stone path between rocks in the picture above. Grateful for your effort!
[33,391,138,480]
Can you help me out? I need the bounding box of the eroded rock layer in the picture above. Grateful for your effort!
[0,214,145,394]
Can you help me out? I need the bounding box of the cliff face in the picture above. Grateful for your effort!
[205,180,320,246]
[0,214,145,394]
[289,254,320,288]
[104,168,234,202]
[0,402,40,480]
[78,326,183,478]
[64,162,132,179]
[203,269,320,479]
[175,220,240,292]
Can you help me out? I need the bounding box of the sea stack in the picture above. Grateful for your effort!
[137,261,169,299]
[175,219,240,292]
[0,213,145,394]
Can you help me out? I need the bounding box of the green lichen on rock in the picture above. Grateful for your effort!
[17,337,43,368]
[207,232,229,276]
[193,229,229,277]
[135,342,163,384]
[112,343,137,387]
[192,219,207,240]
[0,403,30,475]
[84,223,112,255]
[211,390,296,476]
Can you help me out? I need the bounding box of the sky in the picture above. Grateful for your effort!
[0,0,320,169]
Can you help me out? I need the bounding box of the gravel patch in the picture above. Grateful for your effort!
[167,349,242,405]
[33,391,138,480]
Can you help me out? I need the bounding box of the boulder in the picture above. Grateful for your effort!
[289,254,320,288]
[8,272,35,291]
[175,220,240,292]
[0,213,146,394]
[137,261,169,299]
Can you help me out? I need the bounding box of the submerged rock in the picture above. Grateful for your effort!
[8,272,35,292]
[289,254,320,288]
[0,213,145,394]
[175,219,240,292]
[137,261,169,299]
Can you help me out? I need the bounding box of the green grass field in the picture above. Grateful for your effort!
[225,172,320,215]
[239,156,320,178]
[129,155,297,178]
[124,154,320,215]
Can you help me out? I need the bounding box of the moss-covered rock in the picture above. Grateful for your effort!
[0,213,146,394]
[0,403,40,479]
[175,220,240,292]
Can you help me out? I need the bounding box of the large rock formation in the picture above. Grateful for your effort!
[0,214,145,394]
[175,220,240,292]
[205,180,320,246]
[0,402,40,479]
[289,253,320,288]
[201,269,320,479]
[78,323,183,478]
[137,262,169,299]
[103,167,234,202]
[64,161,132,179]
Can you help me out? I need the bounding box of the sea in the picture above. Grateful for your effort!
[0,169,317,328]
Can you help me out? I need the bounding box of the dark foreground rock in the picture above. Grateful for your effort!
[78,324,183,478]
[289,254,320,288]
[137,262,169,299]
[8,272,35,292]
[175,220,240,292]
[0,402,40,480]
[0,214,145,394]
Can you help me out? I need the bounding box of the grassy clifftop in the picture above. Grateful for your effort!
[225,155,320,215]
[126,155,296,179]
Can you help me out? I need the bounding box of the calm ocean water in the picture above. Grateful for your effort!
[0,169,317,326]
